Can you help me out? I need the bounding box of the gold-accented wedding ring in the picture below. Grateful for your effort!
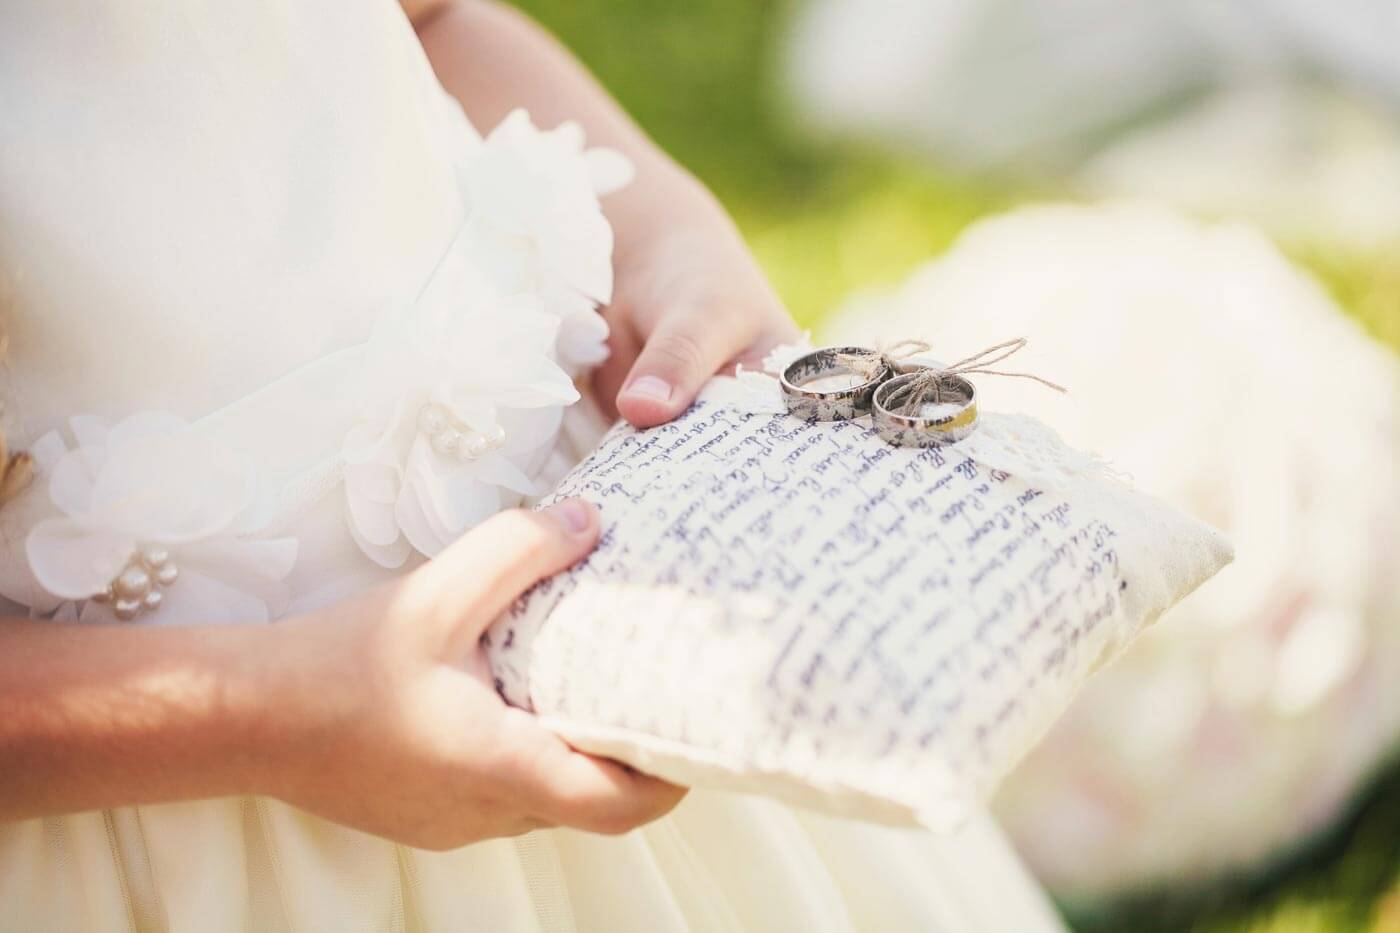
[872,371,979,447]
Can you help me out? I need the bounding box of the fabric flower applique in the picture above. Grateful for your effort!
[23,413,298,624]
[342,255,581,568]
[455,108,633,373]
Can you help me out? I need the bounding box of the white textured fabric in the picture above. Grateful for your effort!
[0,2,1064,930]
[821,202,1400,894]
[488,376,1232,829]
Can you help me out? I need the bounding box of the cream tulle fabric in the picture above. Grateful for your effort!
[0,2,1061,929]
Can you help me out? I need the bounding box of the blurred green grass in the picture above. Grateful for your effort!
[1066,762,1400,933]
[512,0,1398,352]
[513,1,1400,929]
[512,0,1023,329]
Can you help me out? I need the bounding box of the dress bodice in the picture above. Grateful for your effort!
[0,0,462,427]
[0,0,626,623]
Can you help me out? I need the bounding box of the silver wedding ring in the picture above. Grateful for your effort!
[872,372,979,447]
[780,346,891,422]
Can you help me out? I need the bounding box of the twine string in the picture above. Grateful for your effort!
[881,338,1068,413]
[832,339,933,381]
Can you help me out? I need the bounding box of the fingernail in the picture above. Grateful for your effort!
[624,375,672,404]
[548,498,594,533]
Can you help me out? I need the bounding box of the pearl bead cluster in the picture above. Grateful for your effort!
[91,546,179,621]
[418,403,506,462]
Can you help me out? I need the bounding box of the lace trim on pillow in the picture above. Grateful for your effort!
[959,413,1125,489]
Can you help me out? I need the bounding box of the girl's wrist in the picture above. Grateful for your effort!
[606,153,728,266]
[0,617,310,819]
[196,621,309,800]
[241,605,391,807]
[236,613,348,801]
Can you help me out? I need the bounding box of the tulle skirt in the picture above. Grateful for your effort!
[0,789,1061,932]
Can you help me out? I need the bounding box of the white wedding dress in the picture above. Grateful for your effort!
[0,3,1062,930]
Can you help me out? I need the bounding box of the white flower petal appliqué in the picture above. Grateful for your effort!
[23,414,297,623]
[343,110,630,569]
[26,521,133,601]
[584,147,636,196]
[342,261,579,568]
[456,109,630,375]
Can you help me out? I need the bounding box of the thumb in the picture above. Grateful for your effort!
[616,308,756,429]
[411,499,600,647]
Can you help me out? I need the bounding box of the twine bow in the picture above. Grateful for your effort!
[832,339,934,382]
[878,337,1068,413]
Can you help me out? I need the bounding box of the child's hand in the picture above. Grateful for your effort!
[593,169,800,428]
[410,2,796,429]
[266,499,684,849]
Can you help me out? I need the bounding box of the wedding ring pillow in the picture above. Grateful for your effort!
[487,342,1232,829]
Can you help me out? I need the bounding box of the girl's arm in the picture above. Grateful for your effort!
[407,1,800,428]
[0,617,281,819]
[0,501,681,846]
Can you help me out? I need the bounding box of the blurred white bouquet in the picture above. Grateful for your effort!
[784,0,1400,246]
[822,202,1400,895]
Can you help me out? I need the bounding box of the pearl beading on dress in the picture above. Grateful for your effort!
[417,403,506,462]
[90,546,180,621]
